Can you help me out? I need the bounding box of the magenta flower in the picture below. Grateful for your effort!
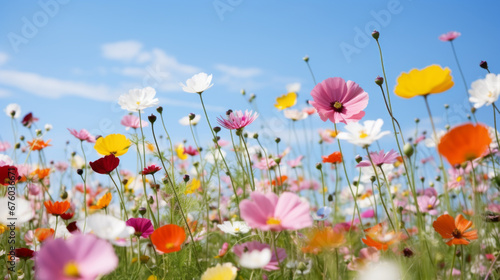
[309,77,369,124]
[141,164,162,175]
[68,128,96,143]
[439,31,461,42]
[184,145,199,156]
[35,234,118,279]
[126,217,154,238]
[356,149,399,167]
[240,192,312,231]
[121,114,149,131]
[216,110,258,130]
[233,241,287,271]
[417,195,440,216]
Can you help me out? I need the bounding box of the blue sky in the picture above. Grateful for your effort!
[1,0,499,170]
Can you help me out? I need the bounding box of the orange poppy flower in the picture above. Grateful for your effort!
[432,214,478,246]
[34,228,54,242]
[89,193,112,210]
[271,175,288,186]
[437,123,491,166]
[31,168,51,181]
[322,151,342,164]
[302,227,345,254]
[27,139,51,151]
[150,224,186,254]
[44,200,71,216]
[361,223,401,251]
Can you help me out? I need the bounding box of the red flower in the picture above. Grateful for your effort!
[60,212,74,220]
[14,248,35,260]
[0,165,18,186]
[89,155,120,174]
[21,112,39,128]
[141,164,162,175]
[322,151,342,164]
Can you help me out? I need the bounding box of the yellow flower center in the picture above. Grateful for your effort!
[359,131,368,138]
[63,261,80,277]
[456,176,462,182]
[165,243,174,249]
[488,91,493,98]
[427,204,433,210]
[234,228,240,232]
[266,217,281,225]
[136,101,141,105]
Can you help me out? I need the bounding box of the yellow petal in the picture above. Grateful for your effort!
[394,65,454,98]
[274,92,297,110]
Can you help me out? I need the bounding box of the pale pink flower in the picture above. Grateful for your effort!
[416,195,440,216]
[309,77,369,124]
[233,241,287,271]
[67,128,96,143]
[356,149,399,167]
[439,31,461,42]
[287,155,303,168]
[0,141,10,152]
[54,161,69,172]
[240,191,313,231]
[217,110,258,130]
[120,114,149,131]
[254,157,277,170]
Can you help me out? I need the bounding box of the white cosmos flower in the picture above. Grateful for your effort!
[77,214,134,246]
[469,73,500,108]
[0,154,13,166]
[337,119,390,147]
[286,82,301,93]
[118,87,159,112]
[424,130,445,148]
[44,124,52,131]
[283,109,307,121]
[4,103,21,118]
[358,261,402,280]
[205,149,226,165]
[217,221,251,235]
[0,197,34,225]
[239,248,272,269]
[179,114,201,126]
[70,155,85,169]
[181,72,213,94]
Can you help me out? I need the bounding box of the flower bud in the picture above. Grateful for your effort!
[156,106,163,114]
[328,194,334,202]
[189,113,196,120]
[370,176,376,183]
[275,137,281,144]
[445,124,450,130]
[303,55,309,62]
[77,169,83,176]
[138,207,147,216]
[249,93,256,102]
[226,109,233,116]
[355,155,363,163]
[20,135,25,141]
[479,60,488,70]
[253,133,259,139]
[274,158,281,165]
[403,143,414,157]
[213,126,221,133]
[148,114,156,124]
[316,163,322,170]
[444,104,449,109]
[403,248,414,258]
[15,143,20,149]
[183,174,190,183]
[241,89,246,95]
[60,191,68,200]
[415,118,420,123]
[375,76,384,86]
[471,107,476,114]
[372,30,380,40]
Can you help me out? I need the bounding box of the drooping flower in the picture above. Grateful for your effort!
[322,151,342,164]
[439,31,461,42]
[217,221,251,235]
[120,114,149,130]
[217,110,258,130]
[309,77,369,124]
[89,154,120,174]
[118,87,159,112]
[126,217,154,238]
[233,241,286,271]
[284,109,308,121]
[275,92,297,110]
[181,72,213,94]
[27,139,51,151]
[44,200,71,216]
[240,191,313,231]
[215,242,230,259]
[336,119,390,148]
[394,65,454,98]
[4,103,21,118]
[361,223,401,251]
[437,123,491,166]
[67,128,96,143]
[89,193,112,210]
[356,149,399,167]
[432,214,478,246]
[302,227,345,254]
[468,73,500,108]
[21,112,39,128]
[141,164,162,175]
[150,224,187,254]
[35,234,118,279]
[94,134,131,157]
[201,263,237,280]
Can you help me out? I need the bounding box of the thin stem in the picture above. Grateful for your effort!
[239,131,256,191]
[108,174,129,220]
[80,141,88,232]
[449,245,457,280]
[305,60,317,85]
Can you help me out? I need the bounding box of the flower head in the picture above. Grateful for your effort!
[437,123,491,165]
[0,165,18,186]
[176,144,188,160]
[439,31,461,42]
[35,234,118,279]
[22,112,39,128]
[89,154,120,174]
[27,139,51,151]
[302,227,345,254]
[233,241,286,271]
[309,77,369,124]
[78,214,134,245]
[433,214,478,246]
[217,110,258,130]
[217,221,251,235]
[68,128,96,143]
[141,164,162,175]
[181,72,213,94]
[4,103,21,118]
[126,217,154,238]
[94,134,131,157]
[468,73,500,108]
[284,109,307,121]
[417,195,440,216]
[275,92,297,110]
[322,151,342,164]
[44,200,71,216]
[337,119,390,147]
[240,191,313,231]
[150,224,186,253]
[121,115,149,130]
[356,149,399,167]
[118,87,159,112]
[14,248,35,260]
[394,65,454,98]
[361,223,401,251]
[201,263,237,280]
[89,193,112,210]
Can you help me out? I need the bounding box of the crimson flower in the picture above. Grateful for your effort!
[14,248,35,260]
[0,165,18,186]
[184,145,199,156]
[141,164,162,175]
[21,112,39,128]
[60,212,74,220]
[89,155,120,174]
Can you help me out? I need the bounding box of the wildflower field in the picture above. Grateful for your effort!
[1,3,500,280]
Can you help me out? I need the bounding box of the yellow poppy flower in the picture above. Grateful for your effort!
[94,134,131,157]
[176,144,188,160]
[89,193,112,210]
[394,65,454,98]
[185,178,200,195]
[274,92,297,110]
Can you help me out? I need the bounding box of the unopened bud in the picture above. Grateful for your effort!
[316,163,322,170]
[253,133,259,139]
[275,137,281,143]
[403,143,414,157]
[138,207,147,216]
[77,169,83,176]
[444,104,449,109]
[303,55,309,62]
[156,106,163,114]
[372,30,380,40]
[479,60,488,70]
[355,155,363,163]
[240,89,246,95]
[375,76,383,86]
[148,114,156,124]
[183,174,190,183]
[213,126,221,133]
[370,176,376,183]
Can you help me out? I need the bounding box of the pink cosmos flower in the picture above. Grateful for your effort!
[287,155,303,168]
[35,234,118,280]
[0,141,10,152]
[126,217,154,238]
[121,114,149,131]
[309,77,369,124]
[439,31,461,42]
[67,128,96,143]
[240,191,313,231]
[216,110,258,130]
[417,195,440,216]
[254,157,277,170]
[184,145,199,156]
[356,149,399,167]
[54,161,69,172]
[233,241,287,271]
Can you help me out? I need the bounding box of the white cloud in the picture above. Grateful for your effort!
[0,70,117,101]
[101,41,143,61]
[0,88,12,97]
[0,52,8,66]
[215,64,262,78]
